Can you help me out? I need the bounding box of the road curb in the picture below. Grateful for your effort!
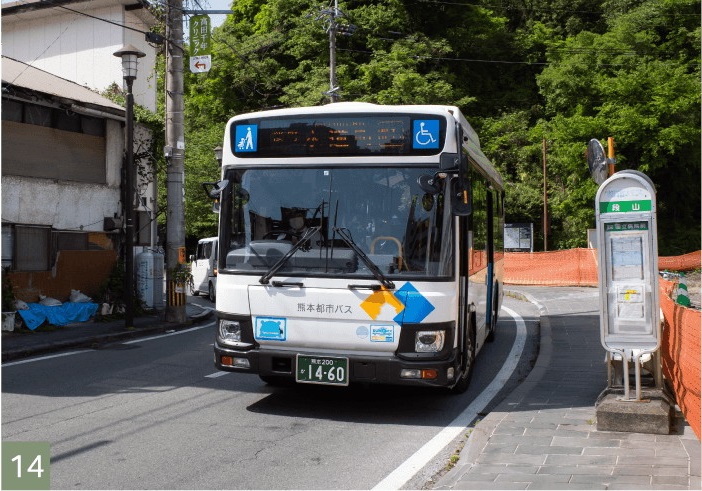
[431,288,549,489]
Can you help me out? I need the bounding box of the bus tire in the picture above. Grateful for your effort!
[451,314,476,394]
[486,284,498,343]
[208,282,216,303]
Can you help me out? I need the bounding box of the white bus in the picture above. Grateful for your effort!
[209,103,504,392]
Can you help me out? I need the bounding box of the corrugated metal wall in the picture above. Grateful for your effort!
[2,121,106,183]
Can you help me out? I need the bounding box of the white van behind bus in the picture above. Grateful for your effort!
[190,237,217,302]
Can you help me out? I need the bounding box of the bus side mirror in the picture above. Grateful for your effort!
[202,180,230,214]
[450,177,472,216]
[440,152,459,171]
[202,180,229,200]
[418,174,442,194]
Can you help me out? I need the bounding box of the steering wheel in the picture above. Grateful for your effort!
[262,230,301,241]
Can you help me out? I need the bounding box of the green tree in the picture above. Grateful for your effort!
[179,0,700,255]
[535,0,700,252]
[182,0,519,240]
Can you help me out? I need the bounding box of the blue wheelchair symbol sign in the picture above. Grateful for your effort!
[235,124,258,153]
[413,120,439,149]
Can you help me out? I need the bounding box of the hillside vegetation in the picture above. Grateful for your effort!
[181,0,700,254]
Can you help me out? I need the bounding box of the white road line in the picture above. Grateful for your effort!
[205,371,230,378]
[2,322,215,367]
[372,306,527,490]
[2,349,94,367]
[121,322,215,344]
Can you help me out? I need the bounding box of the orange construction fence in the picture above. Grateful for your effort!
[659,250,702,272]
[504,249,701,286]
[660,277,701,440]
[504,248,598,286]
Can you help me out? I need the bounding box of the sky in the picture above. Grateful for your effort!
[191,0,232,29]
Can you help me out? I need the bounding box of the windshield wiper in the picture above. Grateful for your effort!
[333,227,395,290]
[259,226,321,285]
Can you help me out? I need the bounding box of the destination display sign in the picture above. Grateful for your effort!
[231,114,446,157]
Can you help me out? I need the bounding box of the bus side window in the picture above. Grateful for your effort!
[493,190,504,255]
[470,169,488,273]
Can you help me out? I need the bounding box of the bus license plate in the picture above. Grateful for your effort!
[296,355,349,386]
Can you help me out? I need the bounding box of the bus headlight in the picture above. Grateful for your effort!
[219,319,242,343]
[415,330,445,352]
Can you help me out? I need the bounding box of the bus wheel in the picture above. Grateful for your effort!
[451,318,476,394]
[486,285,498,343]
[208,282,216,303]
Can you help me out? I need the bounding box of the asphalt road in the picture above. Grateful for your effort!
[1,295,539,490]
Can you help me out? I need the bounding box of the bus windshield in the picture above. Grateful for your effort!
[221,167,453,280]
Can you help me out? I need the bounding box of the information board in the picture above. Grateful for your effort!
[504,223,533,251]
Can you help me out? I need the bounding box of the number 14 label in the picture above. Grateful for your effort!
[2,442,50,490]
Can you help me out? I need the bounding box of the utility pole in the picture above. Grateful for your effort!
[165,0,187,323]
[328,8,338,102]
[314,0,356,102]
[542,138,548,252]
[607,136,616,176]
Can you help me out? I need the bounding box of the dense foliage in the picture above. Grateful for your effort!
[181,0,700,254]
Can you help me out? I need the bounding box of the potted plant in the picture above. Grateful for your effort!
[2,268,17,331]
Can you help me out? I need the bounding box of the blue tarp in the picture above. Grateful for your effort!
[17,302,99,330]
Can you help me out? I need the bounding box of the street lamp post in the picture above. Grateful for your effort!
[213,145,223,166]
[114,44,146,329]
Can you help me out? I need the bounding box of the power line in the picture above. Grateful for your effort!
[5,17,79,87]
[22,0,166,44]
[336,47,659,68]
[415,0,701,17]
[336,47,548,66]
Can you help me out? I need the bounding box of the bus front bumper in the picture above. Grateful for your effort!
[214,342,460,388]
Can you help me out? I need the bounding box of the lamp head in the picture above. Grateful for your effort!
[113,44,146,81]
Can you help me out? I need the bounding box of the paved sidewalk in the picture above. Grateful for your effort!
[434,286,701,490]
[1,301,214,363]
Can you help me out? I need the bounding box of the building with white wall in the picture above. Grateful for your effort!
[2,0,159,111]
[1,0,161,304]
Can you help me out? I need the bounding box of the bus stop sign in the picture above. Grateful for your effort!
[595,170,659,353]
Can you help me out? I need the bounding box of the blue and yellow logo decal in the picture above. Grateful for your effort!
[359,282,434,325]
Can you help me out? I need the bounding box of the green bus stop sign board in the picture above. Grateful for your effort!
[599,199,652,214]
